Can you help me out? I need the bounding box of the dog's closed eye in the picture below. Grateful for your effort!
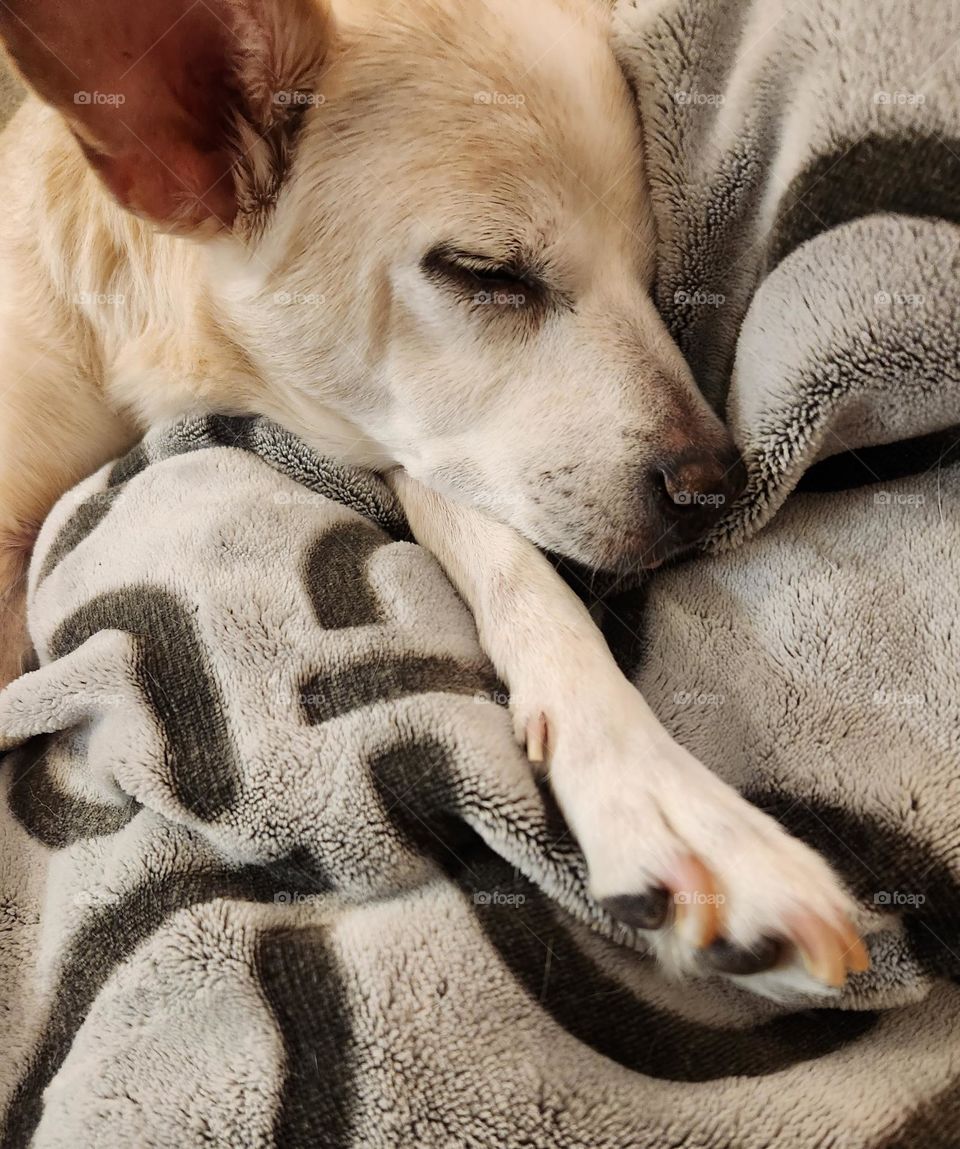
[420,243,550,311]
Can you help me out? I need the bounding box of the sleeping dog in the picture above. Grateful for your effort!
[0,0,867,996]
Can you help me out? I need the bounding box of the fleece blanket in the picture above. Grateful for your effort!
[2,0,960,1144]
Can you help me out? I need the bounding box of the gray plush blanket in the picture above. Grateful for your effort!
[2,0,960,1145]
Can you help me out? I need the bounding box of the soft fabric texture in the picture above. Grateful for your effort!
[1,0,960,1144]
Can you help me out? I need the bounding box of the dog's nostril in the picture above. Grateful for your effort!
[656,450,747,511]
[657,465,702,510]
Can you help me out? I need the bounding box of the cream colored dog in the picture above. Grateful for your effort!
[0,0,868,996]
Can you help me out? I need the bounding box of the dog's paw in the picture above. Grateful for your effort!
[518,683,869,998]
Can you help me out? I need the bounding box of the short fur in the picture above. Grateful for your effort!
[0,0,866,995]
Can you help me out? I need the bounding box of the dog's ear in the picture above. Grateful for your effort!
[0,0,333,233]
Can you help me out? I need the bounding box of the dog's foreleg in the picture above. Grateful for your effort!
[391,471,868,995]
[0,346,136,689]
[390,471,628,754]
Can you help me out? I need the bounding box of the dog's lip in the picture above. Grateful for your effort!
[634,526,692,572]
[578,537,690,578]
[543,523,699,577]
[637,547,688,573]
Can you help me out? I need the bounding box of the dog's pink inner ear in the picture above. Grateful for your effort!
[0,0,331,233]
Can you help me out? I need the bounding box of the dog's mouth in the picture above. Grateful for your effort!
[517,448,747,576]
[545,527,699,596]
[570,516,713,576]
[633,522,703,571]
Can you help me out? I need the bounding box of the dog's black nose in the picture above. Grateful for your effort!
[647,447,747,554]
[656,448,747,514]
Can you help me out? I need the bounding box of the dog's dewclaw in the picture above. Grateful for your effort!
[525,713,548,764]
[670,855,721,948]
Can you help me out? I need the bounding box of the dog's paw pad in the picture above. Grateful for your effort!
[703,935,784,976]
[600,888,671,930]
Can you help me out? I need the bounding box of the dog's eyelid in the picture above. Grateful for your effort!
[421,243,545,292]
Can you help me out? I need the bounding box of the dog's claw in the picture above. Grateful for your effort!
[844,934,871,975]
[835,919,871,974]
[791,913,850,988]
[525,712,548,764]
[790,913,870,987]
[600,888,671,931]
[668,855,721,948]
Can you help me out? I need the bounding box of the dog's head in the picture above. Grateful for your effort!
[1,0,744,572]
